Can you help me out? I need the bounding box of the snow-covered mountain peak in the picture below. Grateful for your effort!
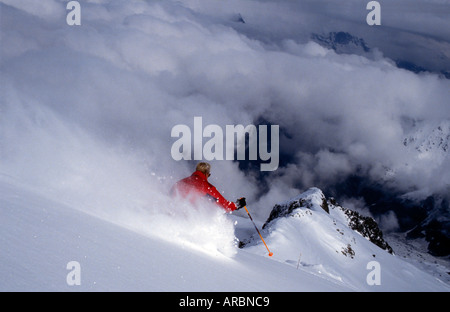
[264,187,330,224]
[236,187,450,291]
[403,119,450,157]
[311,32,371,55]
[261,187,393,255]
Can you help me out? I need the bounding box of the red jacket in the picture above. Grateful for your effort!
[171,171,237,212]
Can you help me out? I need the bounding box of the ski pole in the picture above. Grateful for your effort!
[243,206,273,257]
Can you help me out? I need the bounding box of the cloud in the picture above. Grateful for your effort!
[0,0,449,223]
[378,211,400,233]
[185,0,450,71]
[0,0,64,20]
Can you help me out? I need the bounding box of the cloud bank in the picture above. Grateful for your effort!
[1,0,449,223]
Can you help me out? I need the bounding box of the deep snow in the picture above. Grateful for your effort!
[1,176,448,292]
[1,0,450,293]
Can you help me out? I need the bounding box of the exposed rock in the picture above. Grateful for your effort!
[263,187,394,254]
[342,207,394,254]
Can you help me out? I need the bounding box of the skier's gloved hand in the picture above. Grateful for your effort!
[236,197,246,210]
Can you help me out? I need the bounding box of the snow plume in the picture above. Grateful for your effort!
[1,0,449,228]
[0,87,238,257]
[127,198,238,257]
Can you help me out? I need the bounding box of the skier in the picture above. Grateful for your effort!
[171,162,246,213]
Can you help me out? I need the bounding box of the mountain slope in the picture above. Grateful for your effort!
[311,31,450,78]
[0,177,350,291]
[311,32,371,55]
[402,120,450,256]
[239,188,449,291]
[1,177,448,292]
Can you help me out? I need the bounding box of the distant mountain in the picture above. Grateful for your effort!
[311,31,449,79]
[309,32,450,257]
[311,31,371,55]
[403,120,450,156]
[402,120,450,256]
[407,195,450,257]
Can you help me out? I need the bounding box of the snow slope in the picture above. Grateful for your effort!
[242,188,449,291]
[1,1,449,292]
[0,177,344,292]
[1,177,448,292]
